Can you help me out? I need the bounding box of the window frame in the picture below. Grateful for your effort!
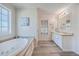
[0,4,11,36]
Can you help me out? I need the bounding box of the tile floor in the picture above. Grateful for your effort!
[32,41,78,56]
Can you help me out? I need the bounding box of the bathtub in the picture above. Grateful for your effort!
[0,38,33,56]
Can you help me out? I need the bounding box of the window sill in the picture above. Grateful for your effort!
[0,32,11,37]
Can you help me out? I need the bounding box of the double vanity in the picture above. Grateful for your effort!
[51,7,74,52]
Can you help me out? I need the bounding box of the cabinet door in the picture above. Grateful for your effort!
[53,33,62,49]
[56,34,62,49]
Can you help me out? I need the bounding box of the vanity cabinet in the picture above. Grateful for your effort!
[52,32,73,51]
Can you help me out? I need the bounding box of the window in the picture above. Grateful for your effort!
[0,5,11,36]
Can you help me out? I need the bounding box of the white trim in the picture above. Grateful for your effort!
[0,4,12,36]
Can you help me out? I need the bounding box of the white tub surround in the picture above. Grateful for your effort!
[0,38,34,56]
[16,38,34,56]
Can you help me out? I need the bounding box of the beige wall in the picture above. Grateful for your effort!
[0,3,16,42]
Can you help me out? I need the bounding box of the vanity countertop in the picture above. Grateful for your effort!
[58,32,73,36]
[52,31,73,36]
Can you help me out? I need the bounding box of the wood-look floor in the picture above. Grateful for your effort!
[32,41,78,56]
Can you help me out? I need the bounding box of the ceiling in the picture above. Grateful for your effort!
[12,3,73,14]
